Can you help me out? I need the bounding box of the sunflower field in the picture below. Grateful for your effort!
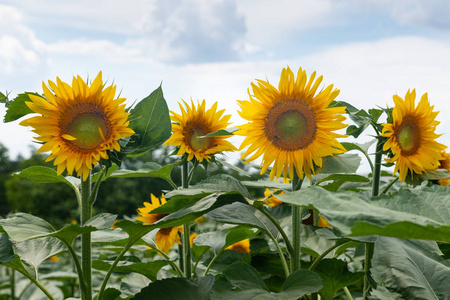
[1,67,449,300]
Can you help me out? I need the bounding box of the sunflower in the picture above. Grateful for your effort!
[137,194,182,254]
[381,89,446,181]
[237,67,347,180]
[19,72,134,181]
[439,151,450,171]
[226,239,251,254]
[262,188,284,207]
[164,100,237,162]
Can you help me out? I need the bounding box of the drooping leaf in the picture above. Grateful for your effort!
[123,85,172,156]
[93,259,170,281]
[192,174,251,198]
[371,237,450,300]
[133,275,214,300]
[4,92,38,122]
[0,213,55,241]
[278,186,450,242]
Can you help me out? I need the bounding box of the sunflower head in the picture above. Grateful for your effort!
[381,89,446,181]
[19,72,135,181]
[164,99,237,162]
[237,66,347,181]
[137,194,182,254]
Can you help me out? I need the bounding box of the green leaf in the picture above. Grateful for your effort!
[0,213,55,241]
[0,234,15,263]
[3,92,38,122]
[194,227,257,254]
[13,237,66,275]
[110,163,174,187]
[133,275,214,300]
[313,259,364,300]
[216,159,250,178]
[341,140,376,154]
[278,186,450,242]
[208,202,279,238]
[320,154,361,174]
[300,225,336,258]
[192,174,251,198]
[241,179,291,191]
[204,127,238,137]
[15,166,80,194]
[371,237,450,300]
[92,259,170,281]
[370,286,400,300]
[91,164,120,182]
[154,192,248,229]
[124,85,171,156]
[96,287,121,300]
[212,262,322,299]
[120,273,151,298]
[151,191,213,214]
[316,174,370,192]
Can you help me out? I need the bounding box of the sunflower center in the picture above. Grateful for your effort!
[188,126,211,151]
[265,99,317,151]
[397,119,420,156]
[60,103,111,151]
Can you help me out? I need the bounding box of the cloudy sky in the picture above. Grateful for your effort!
[1,0,450,170]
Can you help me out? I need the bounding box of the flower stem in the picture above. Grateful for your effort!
[290,171,303,272]
[181,160,192,278]
[380,177,399,196]
[80,175,92,300]
[10,269,15,300]
[61,239,86,296]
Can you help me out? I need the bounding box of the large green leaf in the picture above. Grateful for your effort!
[194,227,257,254]
[13,237,66,277]
[93,259,170,281]
[133,275,214,300]
[192,174,251,198]
[0,212,116,244]
[320,154,361,174]
[212,262,322,299]
[14,166,80,195]
[313,259,364,300]
[278,186,450,242]
[3,92,37,122]
[109,162,175,187]
[123,85,171,156]
[371,237,450,300]
[208,202,279,238]
[315,174,370,192]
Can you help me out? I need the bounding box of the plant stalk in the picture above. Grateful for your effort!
[181,160,192,278]
[290,171,303,272]
[80,174,92,300]
[10,269,15,300]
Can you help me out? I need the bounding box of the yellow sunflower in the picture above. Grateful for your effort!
[237,67,347,180]
[164,99,237,162]
[137,194,182,254]
[262,188,284,207]
[19,72,135,181]
[381,89,446,181]
[226,239,251,254]
[439,151,450,171]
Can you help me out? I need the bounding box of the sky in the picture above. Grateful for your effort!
[1,0,450,173]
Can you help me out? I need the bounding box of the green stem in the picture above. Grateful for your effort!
[181,160,192,278]
[308,241,349,271]
[363,242,374,300]
[372,140,383,197]
[16,269,56,300]
[380,177,399,196]
[10,269,15,300]
[80,175,92,300]
[61,239,86,296]
[203,249,224,276]
[97,242,129,300]
[256,205,294,257]
[269,231,291,277]
[290,172,303,272]
[343,286,354,300]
